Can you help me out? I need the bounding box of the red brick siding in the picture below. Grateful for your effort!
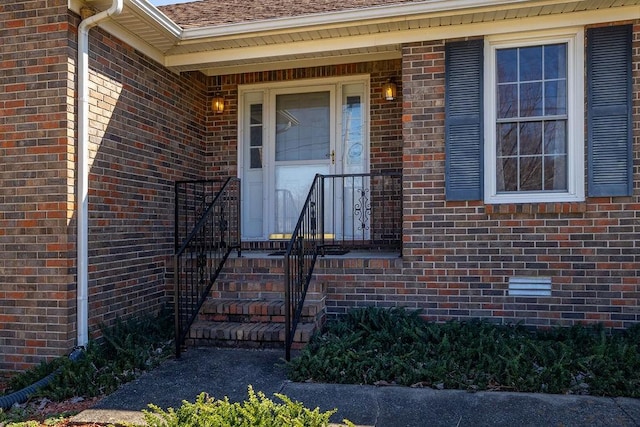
[0,2,211,369]
[318,257,405,316]
[84,26,207,333]
[205,60,403,178]
[396,24,640,328]
[0,0,75,371]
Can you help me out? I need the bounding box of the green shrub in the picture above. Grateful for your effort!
[4,309,174,401]
[288,307,640,397]
[143,386,353,427]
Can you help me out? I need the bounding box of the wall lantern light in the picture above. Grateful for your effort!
[212,93,225,114]
[382,79,397,101]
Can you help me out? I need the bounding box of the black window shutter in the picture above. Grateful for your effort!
[587,25,632,197]
[445,39,483,201]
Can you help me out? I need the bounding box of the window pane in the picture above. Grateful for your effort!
[520,122,542,156]
[519,82,543,117]
[544,44,566,79]
[250,147,262,169]
[275,92,330,161]
[250,126,262,147]
[544,80,567,115]
[497,48,518,83]
[520,157,543,191]
[544,121,566,155]
[497,123,517,156]
[519,46,543,81]
[543,155,567,190]
[250,104,262,125]
[497,84,518,118]
[497,158,518,192]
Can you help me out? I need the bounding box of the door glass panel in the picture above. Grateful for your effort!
[249,104,263,169]
[342,94,364,174]
[274,164,329,235]
[275,92,330,161]
[274,91,331,236]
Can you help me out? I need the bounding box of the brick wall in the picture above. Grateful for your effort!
[0,1,211,370]
[84,25,207,331]
[397,23,640,328]
[0,0,76,371]
[205,60,403,178]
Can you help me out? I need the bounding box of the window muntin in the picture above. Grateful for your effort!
[496,43,568,193]
[485,30,584,204]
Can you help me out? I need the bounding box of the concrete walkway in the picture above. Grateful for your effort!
[72,347,640,426]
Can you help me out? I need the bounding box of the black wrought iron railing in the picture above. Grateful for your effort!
[174,177,240,357]
[284,174,322,361]
[319,172,402,251]
[174,179,225,252]
[284,172,402,360]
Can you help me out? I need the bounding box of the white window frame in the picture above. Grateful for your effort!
[483,28,585,204]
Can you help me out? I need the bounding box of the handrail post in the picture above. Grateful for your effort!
[399,174,403,258]
[237,179,242,257]
[284,253,291,361]
[174,254,181,358]
[320,175,325,249]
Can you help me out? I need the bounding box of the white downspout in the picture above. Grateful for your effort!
[77,0,123,347]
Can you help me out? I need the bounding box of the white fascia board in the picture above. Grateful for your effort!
[179,0,584,42]
[70,0,183,72]
[70,0,182,39]
[165,5,639,70]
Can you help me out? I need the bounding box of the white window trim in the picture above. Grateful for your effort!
[483,28,585,204]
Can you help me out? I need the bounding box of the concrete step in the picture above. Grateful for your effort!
[188,320,316,349]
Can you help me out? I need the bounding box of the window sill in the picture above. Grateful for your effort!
[485,202,587,215]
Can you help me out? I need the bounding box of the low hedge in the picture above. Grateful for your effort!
[288,307,640,397]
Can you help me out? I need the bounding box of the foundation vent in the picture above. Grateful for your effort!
[508,277,552,297]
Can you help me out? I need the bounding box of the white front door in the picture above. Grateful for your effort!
[239,77,369,241]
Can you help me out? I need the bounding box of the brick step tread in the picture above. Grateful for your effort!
[189,321,316,343]
[200,298,322,318]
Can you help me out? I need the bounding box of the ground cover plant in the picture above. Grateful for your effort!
[0,310,173,426]
[287,307,640,397]
[143,386,353,427]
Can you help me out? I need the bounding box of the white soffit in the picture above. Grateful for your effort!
[71,0,640,76]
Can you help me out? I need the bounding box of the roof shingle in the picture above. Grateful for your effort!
[159,0,424,29]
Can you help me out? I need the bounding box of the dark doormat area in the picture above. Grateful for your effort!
[268,249,350,256]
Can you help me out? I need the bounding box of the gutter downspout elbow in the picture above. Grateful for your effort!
[77,0,123,348]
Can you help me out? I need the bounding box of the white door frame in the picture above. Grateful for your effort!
[238,75,370,241]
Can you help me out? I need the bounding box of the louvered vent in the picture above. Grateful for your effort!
[508,277,552,297]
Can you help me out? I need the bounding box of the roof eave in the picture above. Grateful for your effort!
[178,0,583,41]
